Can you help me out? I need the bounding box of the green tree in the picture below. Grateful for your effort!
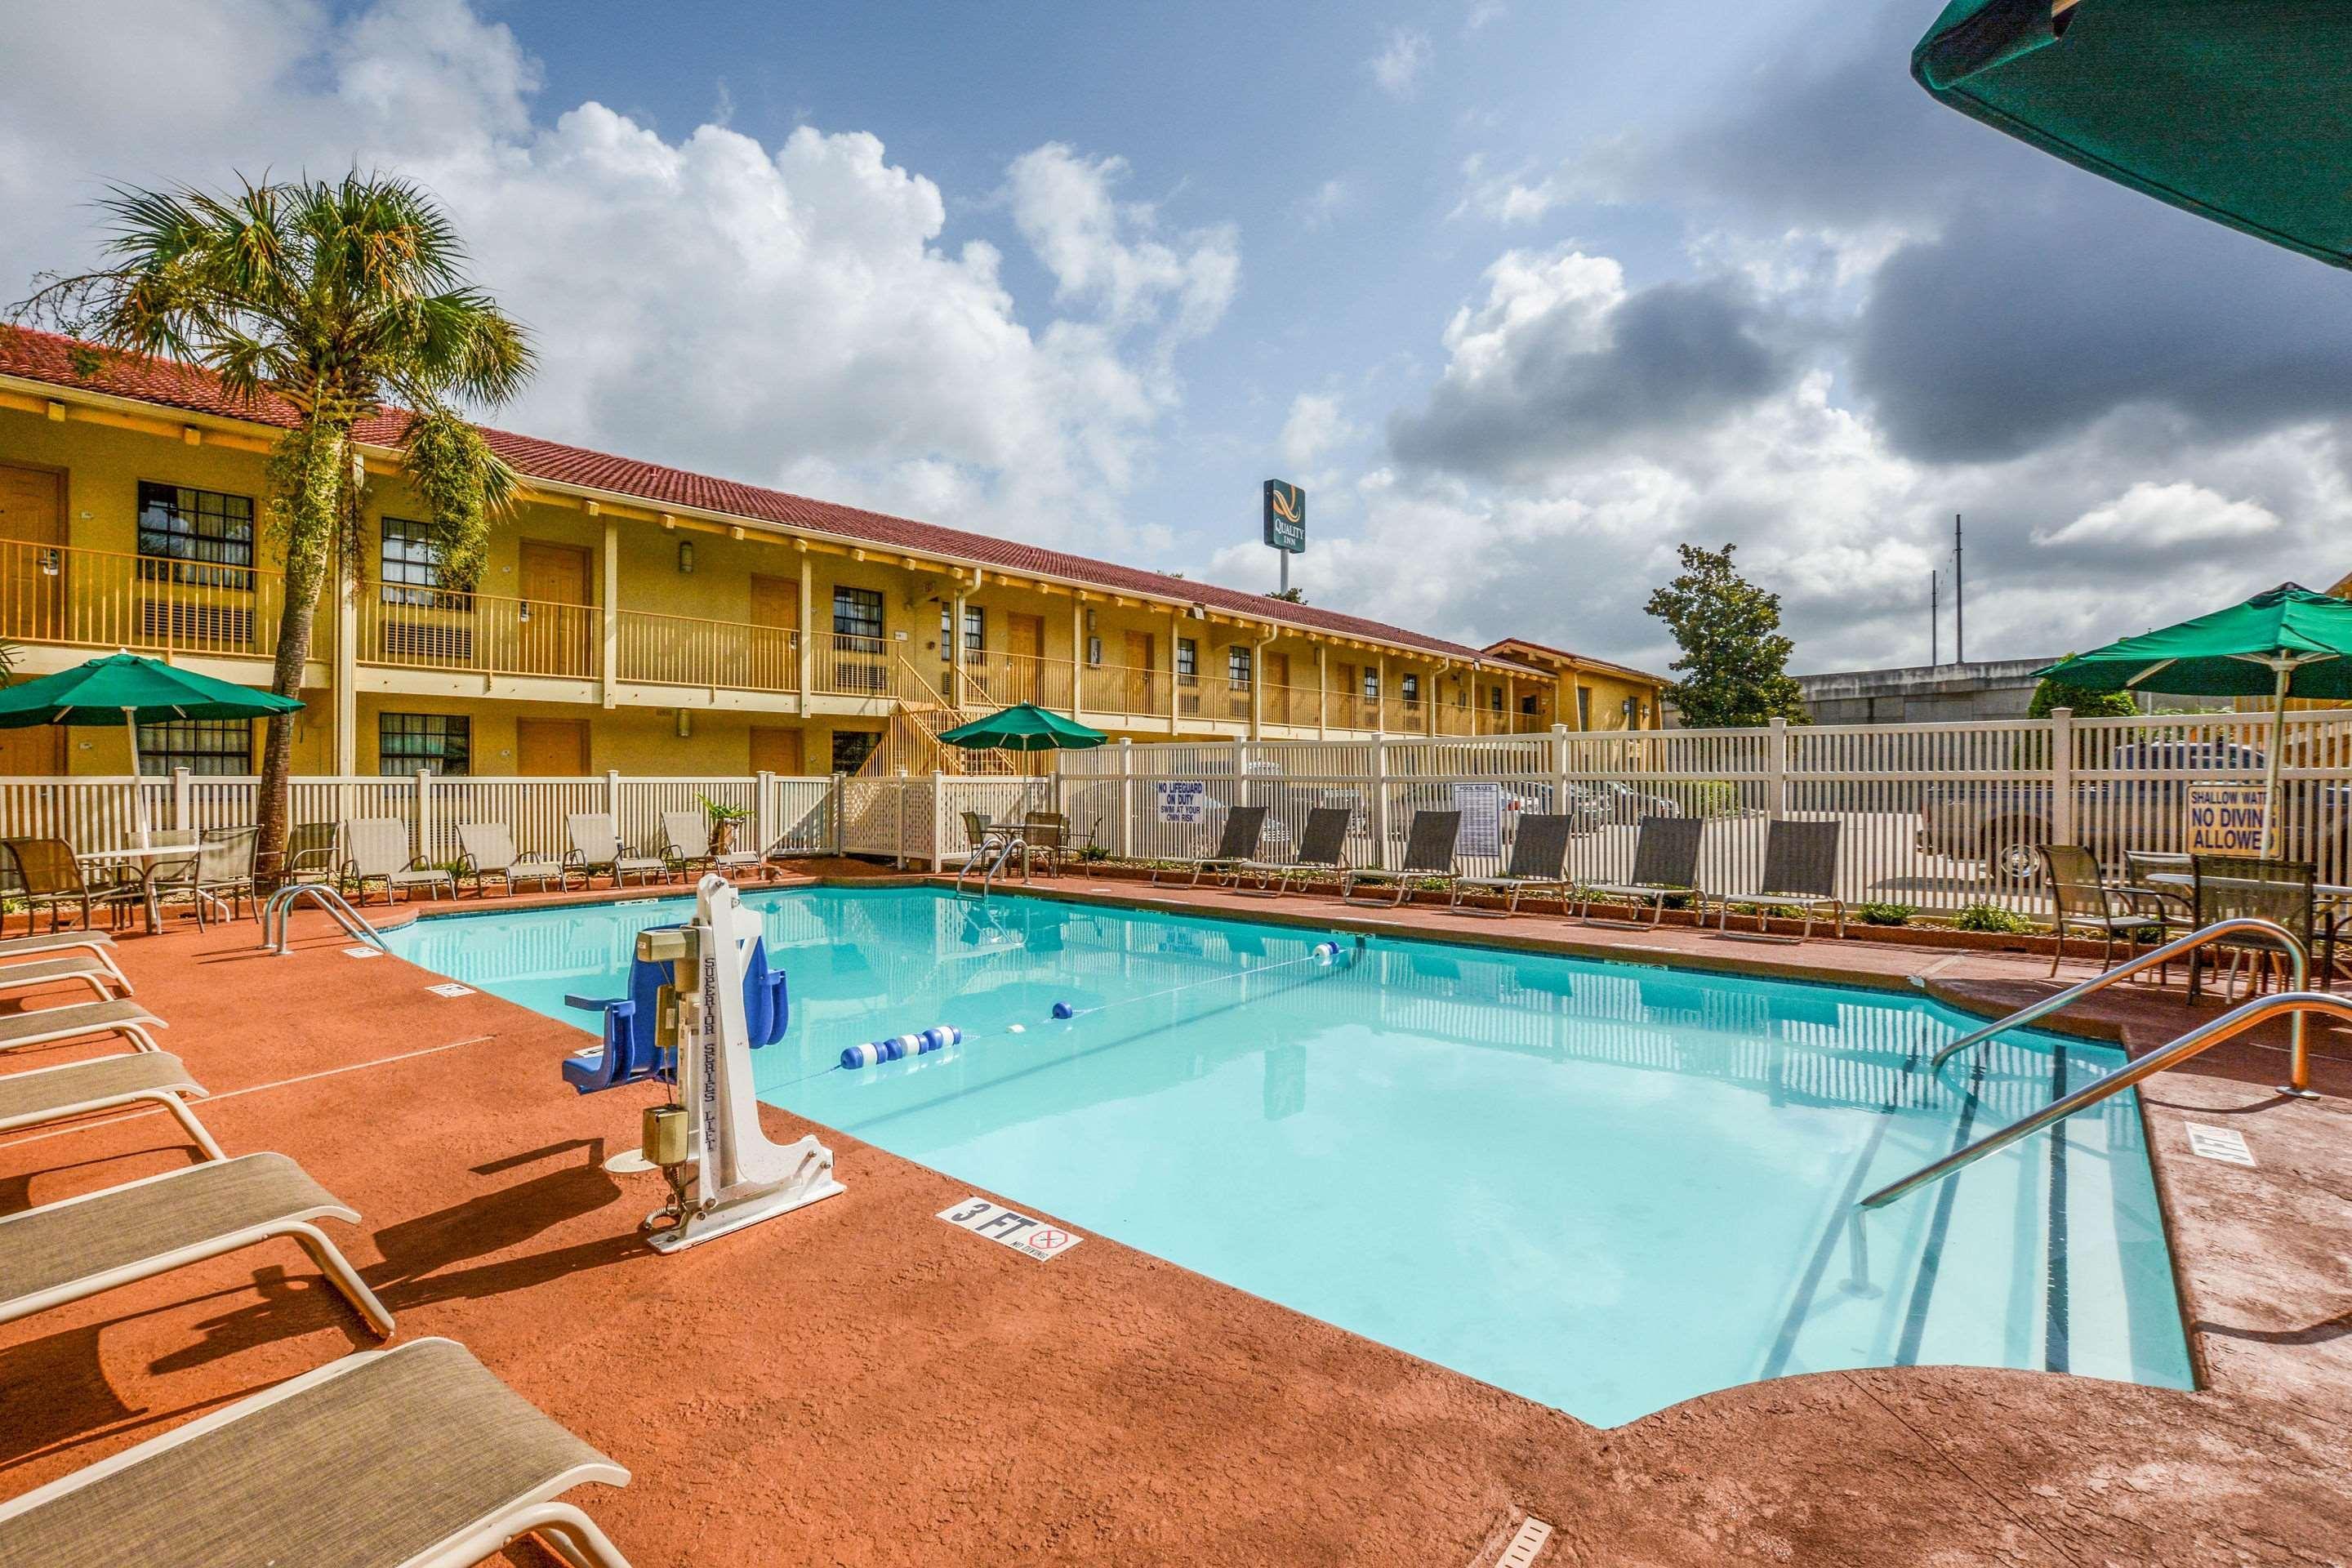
[2027,675,2138,719]
[1267,586,1306,604]
[1643,542,1808,728]
[20,173,532,875]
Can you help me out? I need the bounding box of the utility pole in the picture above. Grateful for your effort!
[1931,570,1939,666]
[1953,513,1965,666]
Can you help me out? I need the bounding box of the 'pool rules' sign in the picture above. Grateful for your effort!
[2186,782,2267,854]
[1154,780,1209,824]
[938,1196,1085,1261]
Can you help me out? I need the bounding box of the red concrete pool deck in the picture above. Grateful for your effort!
[2,866,2349,1566]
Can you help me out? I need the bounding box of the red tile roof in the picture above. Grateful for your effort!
[1481,635,1665,687]
[0,326,1539,671]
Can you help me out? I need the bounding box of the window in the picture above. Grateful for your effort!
[380,518,458,607]
[137,481,253,587]
[938,604,983,660]
[1227,645,1252,688]
[1086,635,1103,666]
[832,586,884,645]
[1361,670,1379,702]
[379,713,470,777]
[1401,674,1420,707]
[1521,693,1542,716]
[136,719,250,777]
[831,729,879,774]
[1176,638,1198,679]
[1490,685,1505,711]
[1576,687,1592,729]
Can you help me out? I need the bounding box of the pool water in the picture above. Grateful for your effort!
[382,885,2192,1426]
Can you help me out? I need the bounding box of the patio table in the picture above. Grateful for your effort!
[2144,870,2352,983]
[74,844,199,937]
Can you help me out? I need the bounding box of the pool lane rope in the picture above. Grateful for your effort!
[839,1024,964,1070]
[1045,935,1361,1025]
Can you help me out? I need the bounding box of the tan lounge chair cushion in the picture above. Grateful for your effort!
[0,955,118,992]
[0,1339,624,1568]
[0,1051,199,1128]
[0,997,160,1049]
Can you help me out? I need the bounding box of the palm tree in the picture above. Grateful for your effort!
[18,173,532,878]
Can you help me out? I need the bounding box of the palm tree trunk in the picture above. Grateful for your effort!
[255,425,345,887]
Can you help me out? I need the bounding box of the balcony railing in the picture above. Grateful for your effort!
[1080,659,1173,719]
[619,608,797,693]
[1176,675,1253,724]
[811,631,892,698]
[952,648,1074,713]
[358,586,599,680]
[0,538,289,661]
[1258,681,1321,728]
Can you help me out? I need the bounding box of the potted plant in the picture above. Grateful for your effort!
[697,793,752,857]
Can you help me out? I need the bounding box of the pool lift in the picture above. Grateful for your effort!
[565,873,842,1252]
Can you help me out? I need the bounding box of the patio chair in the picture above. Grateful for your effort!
[150,825,257,928]
[1717,819,1847,943]
[2122,849,2197,986]
[1,838,147,933]
[1152,805,1267,888]
[2188,853,2334,1002]
[341,817,455,905]
[0,929,129,990]
[956,810,1024,887]
[1449,812,1575,917]
[660,810,765,879]
[1576,816,1705,929]
[0,1338,636,1568]
[281,821,341,885]
[567,814,667,888]
[0,996,166,1058]
[2040,844,2162,978]
[0,1151,391,1337]
[0,1050,225,1161]
[1232,805,1352,897]
[1023,810,1073,876]
[457,822,574,896]
[0,951,127,1001]
[1340,809,1462,907]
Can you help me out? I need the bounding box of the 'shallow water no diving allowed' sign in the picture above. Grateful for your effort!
[2185,782,2267,854]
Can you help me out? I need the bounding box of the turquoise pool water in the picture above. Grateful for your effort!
[382,886,2191,1426]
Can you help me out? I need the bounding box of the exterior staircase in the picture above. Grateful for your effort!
[857,661,1022,779]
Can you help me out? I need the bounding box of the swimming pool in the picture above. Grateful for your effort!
[382,885,2191,1426]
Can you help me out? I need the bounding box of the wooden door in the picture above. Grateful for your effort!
[748,575,800,693]
[516,717,590,775]
[1334,662,1356,727]
[1263,652,1290,725]
[0,463,65,644]
[0,725,64,777]
[518,541,593,677]
[1006,613,1044,704]
[1124,630,1154,715]
[751,726,804,776]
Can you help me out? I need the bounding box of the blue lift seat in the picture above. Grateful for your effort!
[563,928,788,1094]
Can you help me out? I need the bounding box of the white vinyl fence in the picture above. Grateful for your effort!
[1058,709,2352,915]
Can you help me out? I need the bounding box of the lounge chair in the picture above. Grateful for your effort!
[1341,809,1461,907]
[0,996,167,1058]
[0,1338,635,1568]
[1717,818,1847,942]
[1576,816,1704,929]
[1152,805,1268,887]
[0,1050,224,1160]
[0,951,128,1001]
[0,928,126,981]
[457,822,574,896]
[1,838,149,933]
[1449,812,1575,917]
[567,814,667,888]
[342,817,456,905]
[0,1151,391,1336]
[1233,805,1352,897]
[661,810,765,880]
[281,820,342,884]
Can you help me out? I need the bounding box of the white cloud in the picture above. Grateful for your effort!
[1294,178,1354,230]
[2034,481,2283,550]
[0,0,1237,554]
[1464,2,1508,34]
[1277,393,1358,474]
[1368,28,1432,99]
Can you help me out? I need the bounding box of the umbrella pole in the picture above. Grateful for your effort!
[2264,663,2287,859]
[123,707,151,849]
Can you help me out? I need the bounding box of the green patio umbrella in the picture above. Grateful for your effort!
[1913,0,2352,270]
[937,703,1109,754]
[2036,583,2352,854]
[0,653,303,845]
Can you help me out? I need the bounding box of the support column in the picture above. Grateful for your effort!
[797,553,814,715]
[1071,600,1088,720]
[1168,605,1182,735]
[1376,653,1388,733]
[600,514,620,710]
[334,560,359,777]
[1316,644,1329,737]
[951,585,968,706]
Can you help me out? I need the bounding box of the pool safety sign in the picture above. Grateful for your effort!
[1453,782,1503,859]
[937,1196,1085,1261]
[1154,780,1209,825]
[2186,782,2267,854]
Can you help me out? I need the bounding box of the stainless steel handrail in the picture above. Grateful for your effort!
[1863,990,2350,1209]
[1930,916,2310,1093]
[952,833,1025,898]
[260,882,386,955]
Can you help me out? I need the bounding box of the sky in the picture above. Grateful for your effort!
[4,0,2350,676]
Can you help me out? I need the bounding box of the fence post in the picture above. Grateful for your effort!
[755,770,775,854]
[1116,737,1134,859]
[414,768,433,862]
[1766,716,1788,820]
[1550,724,1570,809]
[172,766,193,832]
[2049,706,2075,853]
[605,768,622,836]
[1232,738,1248,808]
[831,771,847,855]
[932,770,947,874]
[1371,737,1391,868]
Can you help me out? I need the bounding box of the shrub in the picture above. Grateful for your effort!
[1686,780,1743,818]
[1953,902,2036,934]
[1723,901,1802,921]
[1857,901,1915,927]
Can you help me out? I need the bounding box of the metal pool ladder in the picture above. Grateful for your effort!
[953,833,1026,898]
[259,882,386,956]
